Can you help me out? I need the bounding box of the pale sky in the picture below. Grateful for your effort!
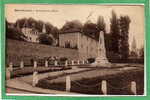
[5,4,145,50]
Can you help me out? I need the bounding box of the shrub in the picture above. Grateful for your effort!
[38,34,53,45]
[6,27,26,41]
[59,57,68,62]
[87,58,95,63]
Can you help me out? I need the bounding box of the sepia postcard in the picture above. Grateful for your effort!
[0,0,150,100]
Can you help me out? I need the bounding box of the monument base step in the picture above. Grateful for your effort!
[91,62,112,67]
[91,57,111,67]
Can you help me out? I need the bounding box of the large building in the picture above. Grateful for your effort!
[59,31,99,60]
[21,20,44,43]
[21,21,58,46]
[21,27,40,42]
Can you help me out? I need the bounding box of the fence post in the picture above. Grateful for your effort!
[32,71,39,87]
[71,60,74,65]
[34,61,37,68]
[131,81,137,95]
[82,60,85,64]
[20,61,24,69]
[77,60,80,65]
[66,76,71,92]
[65,60,68,67]
[9,62,13,71]
[54,60,58,66]
[101,80,107,95]
[86,60,89,64]
[6,68,11,80]
[45,60,48,67]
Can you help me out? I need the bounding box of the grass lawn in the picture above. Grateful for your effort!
[37,66,144,95]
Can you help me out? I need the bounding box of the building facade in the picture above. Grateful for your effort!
[21,21,58,45]
[21,27,40,42]
[21,20,42,43]
[59,31,99,60]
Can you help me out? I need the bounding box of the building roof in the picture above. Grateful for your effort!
[60,28,81,34]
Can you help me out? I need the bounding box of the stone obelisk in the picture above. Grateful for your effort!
[91,31,111,67]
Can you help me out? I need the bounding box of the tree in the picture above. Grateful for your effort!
[35,20,44,32]
[104,33,112,52]
[61,20,83,33]
[110,10,120,53]
[15,18,27,28]
[38,34,53,45]
[139,46,144,58]
[6,20,27,41]
[83,20,99,38]
[131,37,137,52]
[45,22,54,34]
[97,16,106,32]
[51,27,59,39]
[96,16,106,41]
[6,20,8,31]
[119,15,131,59]
[6,26,27,41]
[27,17,36,28]
[130,37,138,57]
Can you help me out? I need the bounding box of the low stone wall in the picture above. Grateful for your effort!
[6,39,79,66]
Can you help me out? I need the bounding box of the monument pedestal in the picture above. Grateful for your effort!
[90,31,111,67]
[91,57,111,67]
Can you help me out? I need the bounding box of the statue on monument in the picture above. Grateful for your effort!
[91,31,111,67]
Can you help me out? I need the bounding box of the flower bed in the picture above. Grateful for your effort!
[11,66,71,78]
